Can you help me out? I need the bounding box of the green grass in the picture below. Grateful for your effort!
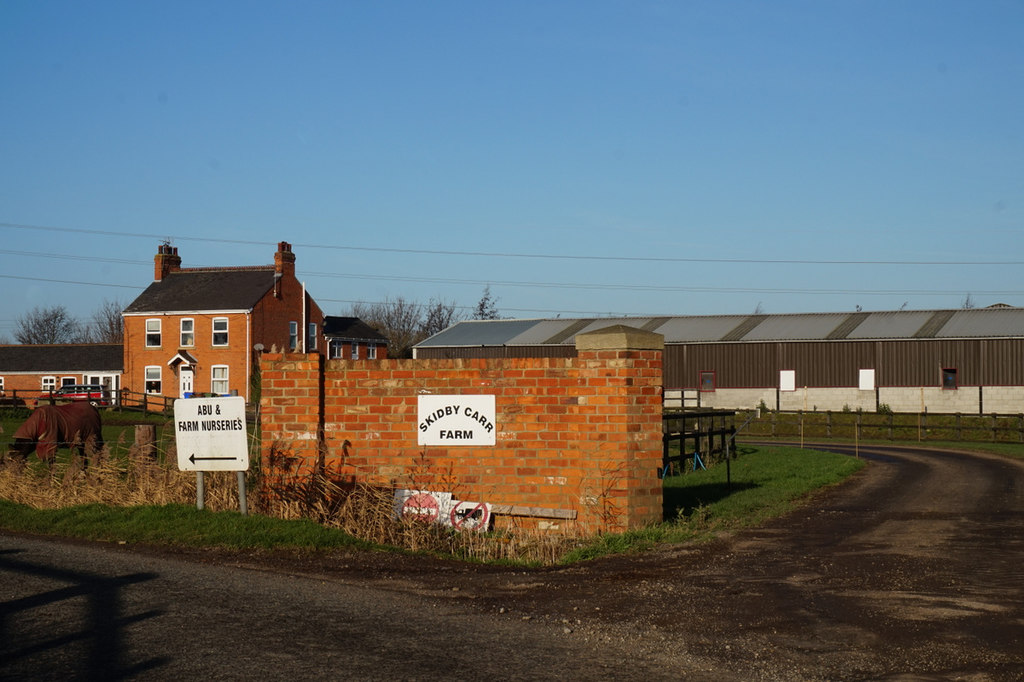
[0,499,378,551]
[562,445,865,563]
[0,442,866,565]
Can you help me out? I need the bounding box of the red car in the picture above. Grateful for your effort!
[39,384,111,407]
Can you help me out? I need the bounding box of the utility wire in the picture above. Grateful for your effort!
[4,221,1022,267]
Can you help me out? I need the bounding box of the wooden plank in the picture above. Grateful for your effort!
[490,504,577,520]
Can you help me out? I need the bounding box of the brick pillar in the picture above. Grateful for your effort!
[574,325,664,531]
[260,351,324,481]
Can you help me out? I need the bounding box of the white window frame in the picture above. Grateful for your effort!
[368,343,377,360]
[180,318,194,347]
[144,366,162,394]
[328,339,344,359]
[0,377,4,393]
[289,321,298,351]
[351,342,359,360]
[212,317,229,347]
[307,322,317,351]
[146,318,162,347]
[211,365,229,395]
[41,376,57,392]
[61,376,76,387]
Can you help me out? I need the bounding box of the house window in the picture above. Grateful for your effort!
[699,370,716,392]
[289,321,298,351]
[368,343,377,360]
[61,377,76,387]
[145,366,162,394]
[146,319,161,347]
[307,323,317,351]
[328,339,344,359]
[41,376,56,392]
[180,318,194,347]
[351,342,360,360]
[211,365,229,395]
[0,377,4,394]
[942,367,958,390]
[212,318,228,346]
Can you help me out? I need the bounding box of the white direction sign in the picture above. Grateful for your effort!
[417,394,496,446]
[174,396,249,471]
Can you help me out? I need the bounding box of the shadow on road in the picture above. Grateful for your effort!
[0,548,169,680]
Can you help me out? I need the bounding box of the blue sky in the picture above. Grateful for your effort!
[2,1,1022,338]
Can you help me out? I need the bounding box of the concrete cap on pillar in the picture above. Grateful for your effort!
[574,325,664,351]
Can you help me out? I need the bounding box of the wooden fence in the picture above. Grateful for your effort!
[741,409,1024,443]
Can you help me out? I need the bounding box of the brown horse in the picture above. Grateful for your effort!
[7,402,104,469]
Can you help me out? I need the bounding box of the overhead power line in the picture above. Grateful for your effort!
[4,221,1023,267]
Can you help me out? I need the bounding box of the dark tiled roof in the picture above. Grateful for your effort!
[0,344,123,372]
[123,268,276,313]
[323,316,388,342]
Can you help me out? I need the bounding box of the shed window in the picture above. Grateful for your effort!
[859,369,876,391]
[699,371,716,392]
[779,370,796,392]
[942,367,958,390]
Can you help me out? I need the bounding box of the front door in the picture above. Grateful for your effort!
[179,366,194,398]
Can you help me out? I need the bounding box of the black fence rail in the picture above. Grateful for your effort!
[740,409,1024,443]
[661,410,737,477]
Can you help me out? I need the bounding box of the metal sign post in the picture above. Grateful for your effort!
[173,396,250,514]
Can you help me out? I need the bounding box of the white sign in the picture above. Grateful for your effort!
[417,394,496,446]
[174,396,249,471]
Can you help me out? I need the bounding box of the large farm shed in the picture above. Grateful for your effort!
[414,306,1024,415]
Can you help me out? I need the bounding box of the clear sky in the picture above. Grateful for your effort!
[2,1,1022,338]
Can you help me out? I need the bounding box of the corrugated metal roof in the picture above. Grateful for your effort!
[936,308,1024,338]
[415,307,1024,348]
[846,310,936,339]
[742,313,852,341]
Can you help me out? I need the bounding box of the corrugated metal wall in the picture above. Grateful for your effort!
[422,338,1024,389]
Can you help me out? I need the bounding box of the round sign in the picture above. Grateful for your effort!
[402,492,441,522]
[450,501,490,531]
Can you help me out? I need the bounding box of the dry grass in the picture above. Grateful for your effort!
[0,436,589,564]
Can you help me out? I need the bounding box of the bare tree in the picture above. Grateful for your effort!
[962,293,976,309]
[15,305,86,344]
[421,297,463,339]
[349,296,426,358]
[472,286,501,320]
[83,299,124,343]
[349,296,466,358]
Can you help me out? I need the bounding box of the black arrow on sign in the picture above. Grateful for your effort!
[189,454,239,464]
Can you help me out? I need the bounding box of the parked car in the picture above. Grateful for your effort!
[39,384,111,407]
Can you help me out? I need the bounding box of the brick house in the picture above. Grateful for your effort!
[323,316,389,361]
[122,241,325,403]
[0,344,122,403]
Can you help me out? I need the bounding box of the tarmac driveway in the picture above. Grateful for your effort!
[2,444,1022,680]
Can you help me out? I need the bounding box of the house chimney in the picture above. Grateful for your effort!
[154,243,181,281]
[274,241,295,278]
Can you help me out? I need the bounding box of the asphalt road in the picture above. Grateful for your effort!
[1,444,1022,681]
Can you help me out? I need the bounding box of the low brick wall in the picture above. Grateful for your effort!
[260,326,664,532]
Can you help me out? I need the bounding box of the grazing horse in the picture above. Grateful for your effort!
[7,402,104,469]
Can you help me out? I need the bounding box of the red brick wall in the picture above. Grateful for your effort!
[260,326,664,532]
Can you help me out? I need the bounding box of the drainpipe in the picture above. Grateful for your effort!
[301,282,307,353]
